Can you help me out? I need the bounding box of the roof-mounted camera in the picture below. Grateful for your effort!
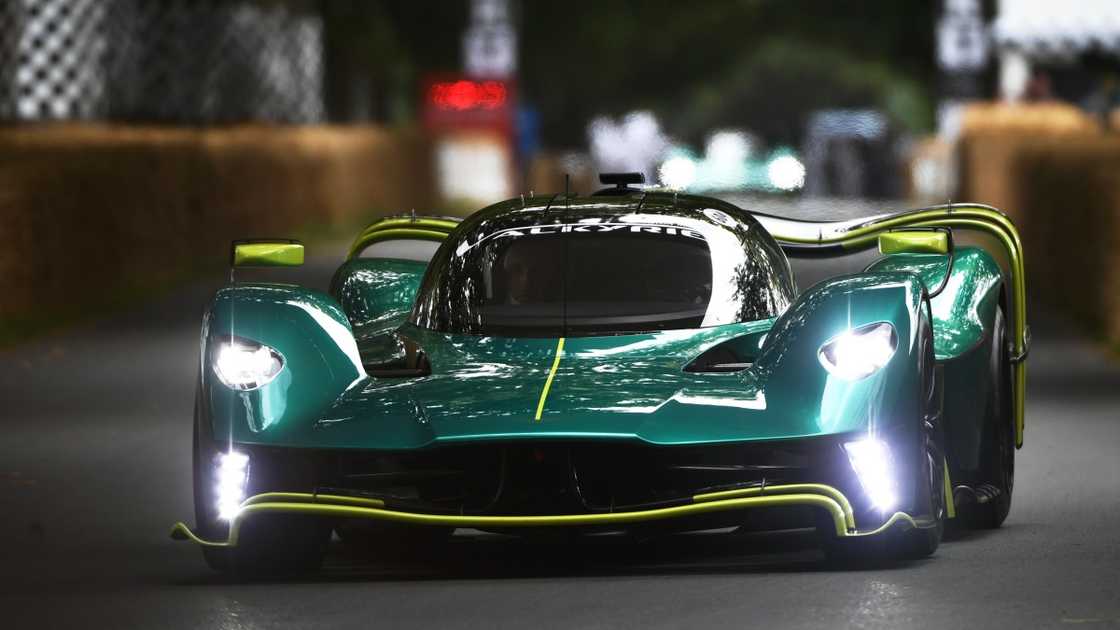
[594,172,646,196]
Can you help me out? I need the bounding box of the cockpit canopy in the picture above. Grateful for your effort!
[410,194,795,337]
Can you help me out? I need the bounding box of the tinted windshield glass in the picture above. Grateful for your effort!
[411,202,795,336]
[479,232,711,334]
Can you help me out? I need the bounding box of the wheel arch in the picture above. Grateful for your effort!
[756,271,930,449]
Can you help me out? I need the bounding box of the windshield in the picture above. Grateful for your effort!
[411,204,795,336]
[483,231,712,334]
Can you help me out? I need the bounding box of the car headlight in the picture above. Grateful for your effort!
[213,337,284,391]
[215,450,250,521]
[818,322,897,380]
[843,438,898,512]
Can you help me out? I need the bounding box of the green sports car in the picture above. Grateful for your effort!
[172,173,1029,573]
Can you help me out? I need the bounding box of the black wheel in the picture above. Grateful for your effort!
[193,390,330,576]
[963,306,1014,528]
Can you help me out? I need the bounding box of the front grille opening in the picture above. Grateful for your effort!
[317,442,812,516]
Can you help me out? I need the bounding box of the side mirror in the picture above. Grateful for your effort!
[231,239,304,267]
[878,231,949,256]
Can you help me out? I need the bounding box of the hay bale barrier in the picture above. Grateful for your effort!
[959,106,1120,350]
[1015,139,1120,346]
[0,125,434,343]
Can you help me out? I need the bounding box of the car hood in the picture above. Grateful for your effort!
[299,321,857,449]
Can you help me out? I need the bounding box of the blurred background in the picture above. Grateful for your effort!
[1,0,1120,345]
[3,3,1120,626]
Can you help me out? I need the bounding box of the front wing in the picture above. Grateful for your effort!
[172,483,943,547]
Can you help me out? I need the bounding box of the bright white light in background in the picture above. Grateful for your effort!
[843,438,899,512]
[706,130,752,163]
[702,130,751,190]
[999,49,1031,103]
[436,133,512,203]
[913,154,948,200]
[658,156,697,190]
[767,154,806,191]
[588,111,668,180]
[215,451,250,520]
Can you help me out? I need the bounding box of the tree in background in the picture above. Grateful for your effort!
[323,0,937,148]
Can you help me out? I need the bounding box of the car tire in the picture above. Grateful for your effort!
[192,392,330,576]
[963,306,1014,529]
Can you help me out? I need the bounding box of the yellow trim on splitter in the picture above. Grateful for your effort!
[170,484,930,548]
[694,483,856,529]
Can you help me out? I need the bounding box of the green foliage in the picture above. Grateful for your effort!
[330,1,938,145]
[673,38,934,145]
[517,0,937,145]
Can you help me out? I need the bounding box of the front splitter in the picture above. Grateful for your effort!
[171,483,934,547]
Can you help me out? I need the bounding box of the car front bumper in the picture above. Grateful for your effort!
[171,482,936,548]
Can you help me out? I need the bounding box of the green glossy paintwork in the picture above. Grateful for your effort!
[754,202,1028,447]
[866,247,1004,472]
[939,339,991,472]
[197,199,1013,455]
[866,247,1002,360]
[201,284,365,441]
[232,242,304,267]
[313,321,780,449]
[879,231,949,255]
[186,196,1029,556]
[203,269,928,452]
[330,258,427,338]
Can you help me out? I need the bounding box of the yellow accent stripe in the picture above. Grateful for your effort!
[944,459,956,519]
[844,511,939,537]
[347,216,460,259]
[533,337,565,421]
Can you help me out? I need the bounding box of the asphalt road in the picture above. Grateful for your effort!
[2,236,1119,629]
